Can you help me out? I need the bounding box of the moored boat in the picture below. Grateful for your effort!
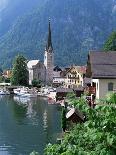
[0,89,10,95]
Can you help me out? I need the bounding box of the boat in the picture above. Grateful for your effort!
[14,87,38,98]
[0,89,10,95]
[21,93,37,98]
[14,87,29,96]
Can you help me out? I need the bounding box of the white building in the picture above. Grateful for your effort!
[27,60,45,85]
[27,20,54,85]
[86,51,116,99]
[64,65,86,88]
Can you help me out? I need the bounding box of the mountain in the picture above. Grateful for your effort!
[0,0,45,37]
[0,0,116,68]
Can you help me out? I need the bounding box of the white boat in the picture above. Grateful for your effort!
[14,87,38,98]
[0,89,10,95]
[21,93,37,98]
[14,87,29,96]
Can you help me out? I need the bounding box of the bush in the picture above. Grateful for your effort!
[32,79,41,88]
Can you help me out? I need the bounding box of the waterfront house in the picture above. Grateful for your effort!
[53,66,65,87]
[66,108,85,123]
[64,65,86,88]
[86,51,116,99]
[56,88,73,101]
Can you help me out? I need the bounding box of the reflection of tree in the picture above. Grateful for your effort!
[12,101,27,123]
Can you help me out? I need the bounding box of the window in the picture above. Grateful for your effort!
[108,82,113,91]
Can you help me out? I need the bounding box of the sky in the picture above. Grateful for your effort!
[0,0,8,11]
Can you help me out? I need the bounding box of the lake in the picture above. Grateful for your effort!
[0,95,61,155]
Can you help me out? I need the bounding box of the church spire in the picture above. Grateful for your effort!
[46,19,53,51]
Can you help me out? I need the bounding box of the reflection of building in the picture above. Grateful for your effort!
[27,20,54,85]
[43,109,48,131]
[86,51,116,99]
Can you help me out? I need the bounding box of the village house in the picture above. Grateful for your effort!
[86,51,116,99]
[66,108,85,123]
[64,65,86,88]
[53,66,65,87]
[3,70,12,79]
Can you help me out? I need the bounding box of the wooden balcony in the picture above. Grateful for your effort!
[85,86,96,95]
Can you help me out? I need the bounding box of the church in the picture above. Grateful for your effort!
[27,20,54,85]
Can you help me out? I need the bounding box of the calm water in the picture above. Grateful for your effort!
[0,95,61,155]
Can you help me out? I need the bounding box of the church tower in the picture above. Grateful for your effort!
[44,20,54,84]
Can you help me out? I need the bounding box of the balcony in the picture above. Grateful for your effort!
[85,86,96,95]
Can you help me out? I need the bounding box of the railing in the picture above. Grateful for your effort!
[85,86,96,95]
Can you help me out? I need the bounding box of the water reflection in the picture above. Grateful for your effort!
[0,95,61,155]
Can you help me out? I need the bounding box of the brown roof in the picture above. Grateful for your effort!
[66,108,85,121]
[89,51,116,78]
[90,51,116,65]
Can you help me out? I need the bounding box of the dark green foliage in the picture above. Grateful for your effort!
[45,95,116,155]
[32,79,41,88]
[0,0,116,68]
[61,107,67,132]
[0,76,4,83]
[11,55,29,86]
[4,78,10,83]
[104,31,116,51]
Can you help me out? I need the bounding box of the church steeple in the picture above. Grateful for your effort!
[44,19,54,84]
[46,19,53,51]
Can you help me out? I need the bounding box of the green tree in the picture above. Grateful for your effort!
[104,31,116,51]
[45,95,116,155]
[0,76,4,83]
[61,107,67,132]
[32,79,41,88]
[11,55,29,86]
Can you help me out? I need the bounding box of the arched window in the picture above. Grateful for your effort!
[108,82,113,91]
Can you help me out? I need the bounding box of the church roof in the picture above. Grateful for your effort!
[46,20,53,51]
[53,66,62,72]
[27,60,40,68]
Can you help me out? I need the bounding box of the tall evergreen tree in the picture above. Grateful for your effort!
[11,55,29,86]
[104,31,116,51]
[61,107,67,132]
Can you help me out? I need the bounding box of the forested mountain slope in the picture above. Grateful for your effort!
[0,0,116,68]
